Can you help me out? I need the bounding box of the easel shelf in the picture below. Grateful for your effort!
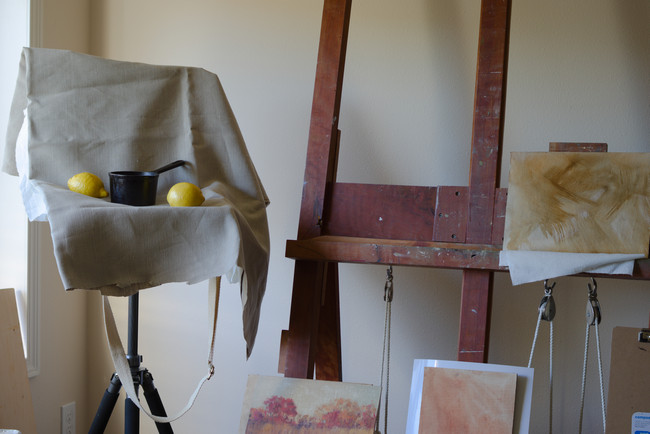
[286,236,503,271]
[286,236,650,279]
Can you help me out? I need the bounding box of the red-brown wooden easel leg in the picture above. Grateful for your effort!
[282,260,325,379]
[315,263,342,381]
[458,0,511,362]
[458,270,493,362]
[281,0,350,380]
[281,261,342,380]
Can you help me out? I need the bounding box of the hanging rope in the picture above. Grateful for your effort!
[376,266,393,434]
[578,278,606,434]
[549,319,554,434]
[528,279,555,434]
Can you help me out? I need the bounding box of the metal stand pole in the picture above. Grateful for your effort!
[125,293,142,434]
[89,293,174,433]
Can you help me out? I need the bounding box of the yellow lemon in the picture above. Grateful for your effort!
[67,172,109,198]
[167,182,205,207]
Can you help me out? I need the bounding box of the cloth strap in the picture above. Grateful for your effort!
[102,277,221,423]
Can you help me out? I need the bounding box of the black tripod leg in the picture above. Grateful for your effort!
[142,370,174,434]
[89,373,122,434]
[125,395,140,434]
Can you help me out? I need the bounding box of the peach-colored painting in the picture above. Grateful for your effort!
[503,152,650,255]
[418,367,517,434]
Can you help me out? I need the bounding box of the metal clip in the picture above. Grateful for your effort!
[586,278,601,326]
[539,280,556,321]
[384,266,393,302]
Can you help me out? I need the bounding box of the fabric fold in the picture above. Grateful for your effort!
[499,250,643,286]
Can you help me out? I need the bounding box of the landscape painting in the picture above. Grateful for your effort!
[239,375,381,434]
[503,152,650,255]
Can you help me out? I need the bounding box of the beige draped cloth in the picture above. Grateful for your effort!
[3,48,270,357]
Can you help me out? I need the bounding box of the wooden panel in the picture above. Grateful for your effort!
[433,186,468,243]
[286,236,504,270]
[297,0,352,239]
[549,142,608,152]
[0,288,37,434]
[325,182,437,241]
[324,183,508,244]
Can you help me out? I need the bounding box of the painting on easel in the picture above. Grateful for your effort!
[504,152,650,255]
[239,375,380,434]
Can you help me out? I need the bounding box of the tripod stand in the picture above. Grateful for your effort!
[89,293,173,434]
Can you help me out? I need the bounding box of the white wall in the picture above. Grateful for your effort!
[21,0,648,433]
[20,1,92,432]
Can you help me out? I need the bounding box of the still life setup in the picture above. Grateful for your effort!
[1,0,648,433]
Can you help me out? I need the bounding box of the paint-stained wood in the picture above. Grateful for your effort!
[286,236,504,270]
[325,183,437,241]
[491,188,508,245]
[466,0,511,245]
[433,187,469,243]
[549,142,608,153]
[458,271,493,363]
[286,237,650,279]
[459,0,511,363]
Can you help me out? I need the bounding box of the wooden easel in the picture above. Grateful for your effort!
[279,0,650,381]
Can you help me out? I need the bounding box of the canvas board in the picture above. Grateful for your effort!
[503,152,650,255]
[418,367,516,433]
[239,375,381,433]
[406,360,534,434]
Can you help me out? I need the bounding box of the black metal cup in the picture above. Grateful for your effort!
[109,160,185,206]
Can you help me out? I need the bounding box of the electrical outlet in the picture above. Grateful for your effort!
[61,401,75,434]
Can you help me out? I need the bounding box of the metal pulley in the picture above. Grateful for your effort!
[384,266,393,302]
[586,278,601,326]
[539,280,556,321]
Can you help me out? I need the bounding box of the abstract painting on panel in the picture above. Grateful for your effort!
[239,375,381,434]
[503,152,650,255]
